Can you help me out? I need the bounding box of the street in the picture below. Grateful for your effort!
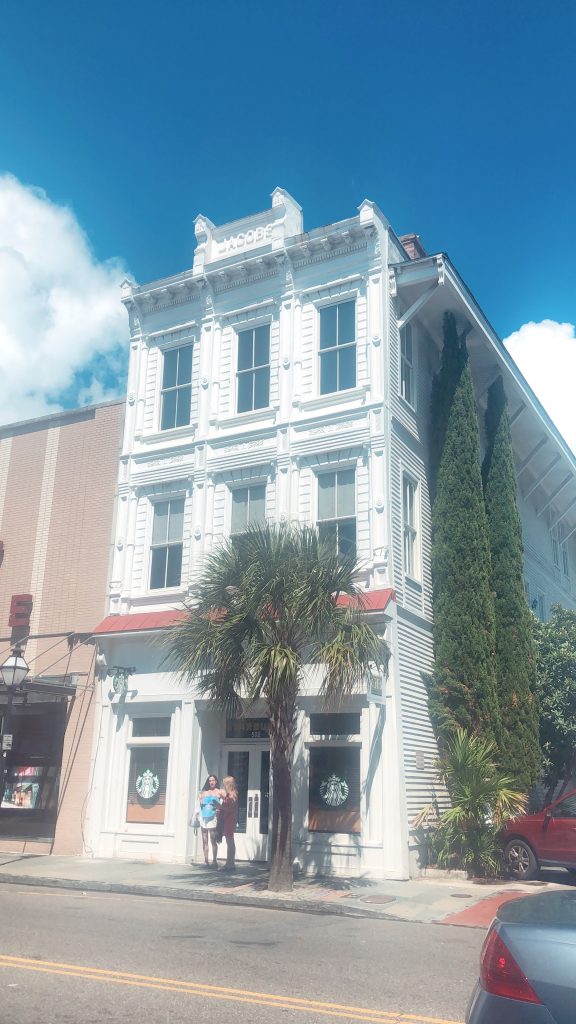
[0,885,484,1024]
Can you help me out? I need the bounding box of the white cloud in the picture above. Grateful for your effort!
[0,174,129,426]
[504,320,576,456]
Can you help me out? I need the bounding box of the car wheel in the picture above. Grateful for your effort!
[504,839,538,880]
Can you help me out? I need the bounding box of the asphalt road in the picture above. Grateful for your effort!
[0,885,484,1024]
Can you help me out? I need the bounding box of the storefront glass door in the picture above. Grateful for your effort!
[224,745,270,862]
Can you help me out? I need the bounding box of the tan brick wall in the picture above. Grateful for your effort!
[0,401,124,854]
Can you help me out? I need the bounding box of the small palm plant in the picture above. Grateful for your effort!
[434,728,526,877]
[165,523,387,892]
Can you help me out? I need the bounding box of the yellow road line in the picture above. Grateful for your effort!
[0,953,462,1024]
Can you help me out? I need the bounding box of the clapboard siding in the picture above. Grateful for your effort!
[397,614,447,823]
[520,494,576,614]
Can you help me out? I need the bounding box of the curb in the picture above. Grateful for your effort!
[0,873,403,921]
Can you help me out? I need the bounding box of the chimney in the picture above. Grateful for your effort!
[399,233,427,260]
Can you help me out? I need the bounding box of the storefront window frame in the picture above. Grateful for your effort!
[122,709,175,831]
[306,740,362,835]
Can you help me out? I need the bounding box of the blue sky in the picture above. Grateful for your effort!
[1,0,575,444]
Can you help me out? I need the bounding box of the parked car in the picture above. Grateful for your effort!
[466,891,576,1023]
[500,788,576,881]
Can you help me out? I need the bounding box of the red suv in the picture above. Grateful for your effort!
[501,788,576,880]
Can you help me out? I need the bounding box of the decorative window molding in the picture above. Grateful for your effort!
[400,323,415,409]
[230,482,267,535]
[237,324,271,414]
[319,300,357,396]
[149,498,185,590]
[160,344,193,431]
[316,467,356,560]
[402,474,419,580]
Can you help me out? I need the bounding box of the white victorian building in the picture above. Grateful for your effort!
[88,189,576,878]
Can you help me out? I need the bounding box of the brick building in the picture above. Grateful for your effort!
[0,400,124,854]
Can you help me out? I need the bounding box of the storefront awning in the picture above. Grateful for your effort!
[336,588,396,612]
[93,589,396,637]
[92,610,188,635]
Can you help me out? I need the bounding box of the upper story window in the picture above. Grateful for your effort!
[150,498,184,590]
[400,323,415,406]
[402,475,418,578]
[319,300,356,395]
[237,325,270,413]
[231,484,266,535]
[317,468,356,559]
[551,522,571,578]
[161,345,192,431]
[551,525,560,568]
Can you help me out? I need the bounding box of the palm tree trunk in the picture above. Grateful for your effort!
[268,697,296,892]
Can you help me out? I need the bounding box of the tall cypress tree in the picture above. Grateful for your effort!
[482,376,541,790]
[428,327,501,748]
[429,313,467,500]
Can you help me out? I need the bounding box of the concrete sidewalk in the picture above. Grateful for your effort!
[0,853,571,926]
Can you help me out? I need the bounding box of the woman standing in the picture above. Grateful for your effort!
[220,775,238,873]
[198,774,222,867]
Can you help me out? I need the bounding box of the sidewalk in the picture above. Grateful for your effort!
[0,853,571,927]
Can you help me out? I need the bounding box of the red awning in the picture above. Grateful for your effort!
[336,588,396,612]
[92,610,188,635]
[92,589,395,636]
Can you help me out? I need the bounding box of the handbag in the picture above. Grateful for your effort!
[190,804,201,830]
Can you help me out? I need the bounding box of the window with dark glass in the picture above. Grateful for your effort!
[400,323,415,406]
[237,325,270,413]
[231,484,266,535]
[126,746,169,824]
[319,300,356,394]
[309,713,361,736]
[150,499,184,589]
[402,475,418,578]
[552,794,576,819]
[309,746,361,833]
[317,469,356,559]
[161,345,192,430]
[132,717,171,738]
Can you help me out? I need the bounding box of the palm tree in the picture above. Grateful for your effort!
[165,523,387,892]
[434,728,527,877]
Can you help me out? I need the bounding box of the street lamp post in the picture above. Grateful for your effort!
[0,646,29,810]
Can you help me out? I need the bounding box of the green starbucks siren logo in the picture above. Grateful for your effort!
[320,774,349,807]
[136,769,160,801]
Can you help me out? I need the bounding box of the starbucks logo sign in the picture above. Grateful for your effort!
[320,774,349,807]
[136,769,160,801]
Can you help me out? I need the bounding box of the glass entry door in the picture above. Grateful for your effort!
[224,745,270,862]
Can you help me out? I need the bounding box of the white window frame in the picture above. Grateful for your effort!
[229,481,267,536]
[551,523,560,569]
[317,298,357,396]
[235,322,271,414]
[159,342,193,432]
[400,322,416,408]
[148,496,185,591]
[402,474,420,580]
[562,541,570,578]
[124,711,174,831]
[315,466,357,560]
